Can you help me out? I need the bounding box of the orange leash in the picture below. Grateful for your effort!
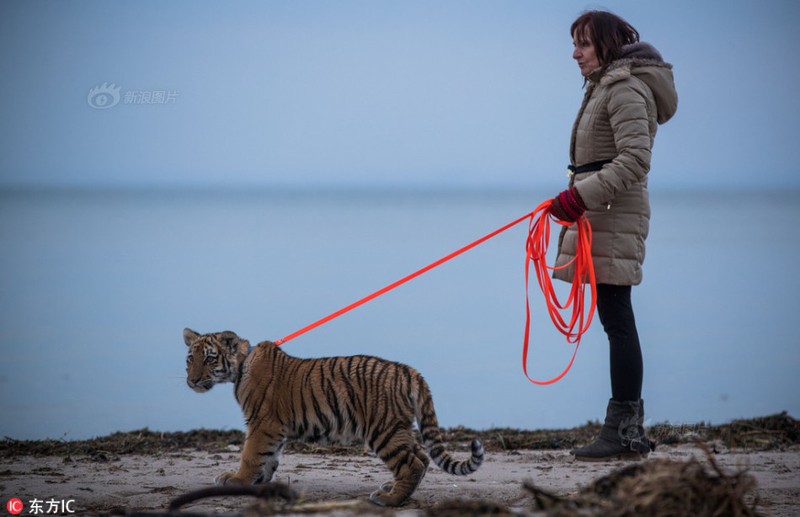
[274,199,597,386]
[522,199,596,384]
[274,210,535,346]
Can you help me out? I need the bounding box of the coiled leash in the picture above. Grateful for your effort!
[523,199,596,384]
[274,200,596,385]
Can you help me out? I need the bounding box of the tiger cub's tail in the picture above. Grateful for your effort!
[414,376,484,475]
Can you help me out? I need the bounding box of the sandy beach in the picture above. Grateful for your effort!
[2,415,798,516]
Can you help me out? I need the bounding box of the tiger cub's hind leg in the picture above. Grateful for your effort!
[369,429,429,507]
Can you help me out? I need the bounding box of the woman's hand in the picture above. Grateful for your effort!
[550,187,587,223]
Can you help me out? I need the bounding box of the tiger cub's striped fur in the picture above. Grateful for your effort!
[183,328,483,507]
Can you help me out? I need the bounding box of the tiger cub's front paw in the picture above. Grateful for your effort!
[214,471,245,486]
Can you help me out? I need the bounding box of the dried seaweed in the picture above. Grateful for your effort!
[2,412,797,459]
[522,439,761,517]
[432,440,762,517]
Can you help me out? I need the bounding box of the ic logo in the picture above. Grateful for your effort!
[6,498,23,515]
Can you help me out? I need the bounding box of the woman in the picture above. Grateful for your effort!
[549,10,678,460]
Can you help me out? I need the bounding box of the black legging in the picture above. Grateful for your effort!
[596,284,643,402]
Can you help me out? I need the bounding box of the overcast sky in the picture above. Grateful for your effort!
[1,0,797,190]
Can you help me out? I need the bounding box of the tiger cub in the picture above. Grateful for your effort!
[183,328,483,507]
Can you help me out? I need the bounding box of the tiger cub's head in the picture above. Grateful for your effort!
[183,328,250,393]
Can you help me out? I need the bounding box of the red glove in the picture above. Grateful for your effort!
[550,187,586,223]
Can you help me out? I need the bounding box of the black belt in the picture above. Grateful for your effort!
[567,159,613,174]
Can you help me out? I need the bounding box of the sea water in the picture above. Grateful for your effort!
[1,187,798,440]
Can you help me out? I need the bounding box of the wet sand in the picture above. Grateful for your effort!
[2,438,798,516]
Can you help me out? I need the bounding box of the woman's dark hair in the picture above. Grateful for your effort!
[571,10,639,67]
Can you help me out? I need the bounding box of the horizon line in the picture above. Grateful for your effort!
[1,181,798,195]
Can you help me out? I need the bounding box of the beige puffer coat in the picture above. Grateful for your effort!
[554,42,678,286]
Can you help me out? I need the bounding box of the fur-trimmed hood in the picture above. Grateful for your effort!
[590,42,678,124]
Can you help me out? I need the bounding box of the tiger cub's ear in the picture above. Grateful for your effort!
[219,331,241,353]
[183,328,200,347]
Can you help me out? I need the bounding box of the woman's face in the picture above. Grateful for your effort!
[572,28,600,77]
